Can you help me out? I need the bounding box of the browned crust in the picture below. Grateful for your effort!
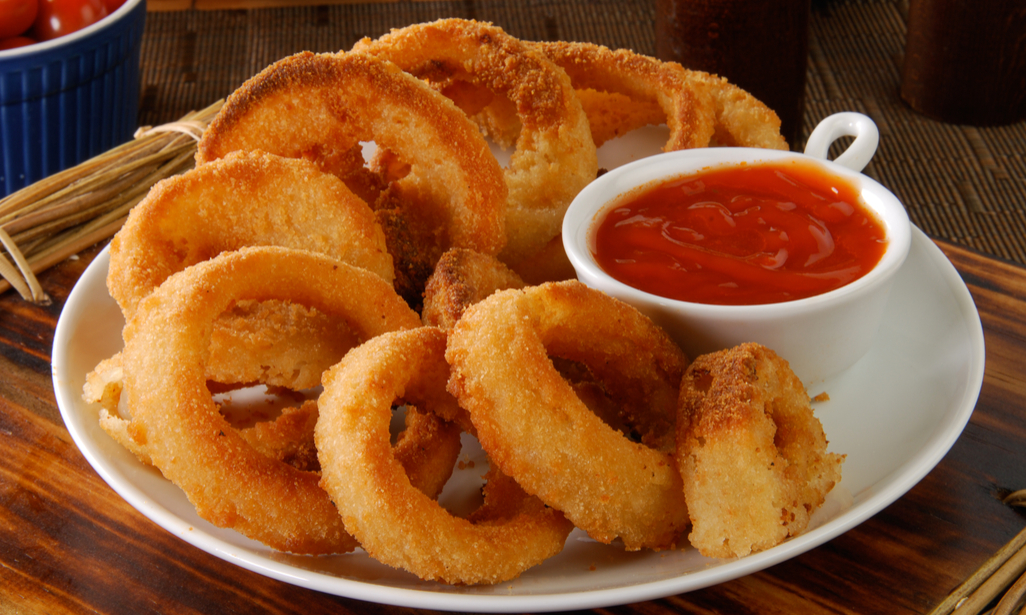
[421,247,525,331]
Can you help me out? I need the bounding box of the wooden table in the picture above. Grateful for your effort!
[2,239,1024,614]
[3,0,1026,612]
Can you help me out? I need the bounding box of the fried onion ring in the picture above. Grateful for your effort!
[685,71,790,150]
[675,343,844,559]
[195,51,508,284]
[106,149,387,390]
[108,149,393,322]
[537,42,788,151]
[316,326,573,584]
[445,280,689,550]
[352,19,598,271]
[537,41,715,151]
[118,246,438,554]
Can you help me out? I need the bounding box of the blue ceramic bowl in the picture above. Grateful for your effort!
[0,0,146,198]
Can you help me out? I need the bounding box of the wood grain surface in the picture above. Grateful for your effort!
[3,1,1025,611]
[0,237,1024,614]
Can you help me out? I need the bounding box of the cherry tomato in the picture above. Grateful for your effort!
[0,0,39,39]
[32,0,107,41]
[0,35,38,50]
[101,0,124,11]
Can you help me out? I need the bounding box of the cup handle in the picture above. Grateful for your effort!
[803,112,880,173]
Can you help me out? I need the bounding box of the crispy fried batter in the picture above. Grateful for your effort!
[109,149,393,321]
[685,71,790,150]
[538,41,787,152]
[421,247,526,331]
[106,150,386,390]
[676,343,844,559]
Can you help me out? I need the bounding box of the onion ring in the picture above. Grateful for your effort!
[675,343,844,558]
[117,245,444,554]
[445,280,689,550]
[352,19,598,271]
[316,326,573,584]
[195,51,508,297]
[537,41,788,151]
[686,71,790,150]
[108,149,393,322]
[537,41,716,151]
[105,149,388,390]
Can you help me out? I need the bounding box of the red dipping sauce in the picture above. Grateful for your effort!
[592,160,888,305]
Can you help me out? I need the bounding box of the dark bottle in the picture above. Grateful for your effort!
[655,0,811,148]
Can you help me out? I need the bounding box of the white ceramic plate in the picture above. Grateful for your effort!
[51,130,985,612]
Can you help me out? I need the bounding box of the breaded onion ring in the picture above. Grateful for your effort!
[421,247,525,332]
[316,326,573,584]
[445,280,689,550]
[352,19,598,271]
[685,71,790,150]
[195,51,508,276]
[676,343,844,559]
[117,246,442,555]
[105,150,388,390]
[108,149,393,322]
[537,41,788,151]
[537,41,715,151]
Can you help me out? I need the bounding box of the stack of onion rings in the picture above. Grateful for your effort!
[117,246,459,554]
[77,18,839,584]
[106,149,390,390]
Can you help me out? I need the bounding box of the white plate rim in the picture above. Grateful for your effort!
[50,225,985,613]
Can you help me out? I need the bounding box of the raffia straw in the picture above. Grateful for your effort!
[928,491,1026,615]
[0,100,223,303]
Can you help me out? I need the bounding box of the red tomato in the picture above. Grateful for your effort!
[0,35,38,50]
[0,0,38,39]
[101,0,124,11]
[32,0,107,41]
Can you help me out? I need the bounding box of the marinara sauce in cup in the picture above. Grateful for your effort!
[563,113,911,384]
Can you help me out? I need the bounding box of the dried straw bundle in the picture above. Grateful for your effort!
[0,100,224,304]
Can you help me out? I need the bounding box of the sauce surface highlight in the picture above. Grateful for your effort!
[592,161,887,305]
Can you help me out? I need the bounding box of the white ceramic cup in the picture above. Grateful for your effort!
[562,112,911,385]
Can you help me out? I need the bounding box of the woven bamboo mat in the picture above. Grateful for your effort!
[137,0,1026,264]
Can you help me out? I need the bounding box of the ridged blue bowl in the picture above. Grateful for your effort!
[0,0,146,198]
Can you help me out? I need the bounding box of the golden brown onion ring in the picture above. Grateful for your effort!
[445,280,689,550]
[537,41,715,151]
[537,41,788,151]
[196,51,508,266]
[108,149,393,322]
[106,149,388,390]
[316,326,573,584]
[118,246,430,555]
[352,19,598,271]
[685,71,790,150]
[676,343,844,558]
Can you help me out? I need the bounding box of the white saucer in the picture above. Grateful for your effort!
[51,128,985,612]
